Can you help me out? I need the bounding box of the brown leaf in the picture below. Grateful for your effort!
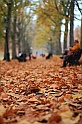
[48,113,61,124]
[1,56,82,124]
[0,116,4,124]
[3,107,14,118]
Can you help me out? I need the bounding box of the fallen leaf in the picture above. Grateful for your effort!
[0,105,6,116]
[72,94,82,99]
[60,110,81,124]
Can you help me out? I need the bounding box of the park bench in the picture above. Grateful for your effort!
[16,53,27,62]
[46,53,52,59]
[64,49,82,66]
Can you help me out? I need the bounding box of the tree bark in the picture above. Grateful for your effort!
[12,15,17,59]
[64,18,69,50]
[4,2,12,61]
[69,0,74,47]
[81,14,82,48]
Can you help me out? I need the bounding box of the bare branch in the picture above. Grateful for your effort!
[75,0,82,14]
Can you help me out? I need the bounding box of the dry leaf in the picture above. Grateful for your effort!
[0,105,6,116]
[60,110,81,124]
[1,56,82,124]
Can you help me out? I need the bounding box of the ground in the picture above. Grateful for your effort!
[0,56,82,124]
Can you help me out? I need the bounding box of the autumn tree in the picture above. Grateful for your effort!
[11,0,31,58]
[34,0,63,54]
[11,0,17,59]
[0,0,35,60]
[0,2,4,51]
[1,0,13,61]
[54,0,82,49]
[54,0,71,50]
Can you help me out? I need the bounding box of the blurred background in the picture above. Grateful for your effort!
[0,0,82,60]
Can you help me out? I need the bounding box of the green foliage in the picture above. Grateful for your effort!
[32,0,63,49]
[33,26,55,48]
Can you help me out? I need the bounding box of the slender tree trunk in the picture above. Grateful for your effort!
[4,2,12,61]
[69,0,74,47]
[12,15,17,59]
[3,36,7,60]
[55,32,61,55]
[64,18,69,50]
[17,19,22,54]
[18,40,21,53]
[81,13,82,48]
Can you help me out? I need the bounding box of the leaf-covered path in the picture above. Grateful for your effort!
[0,56,82,124]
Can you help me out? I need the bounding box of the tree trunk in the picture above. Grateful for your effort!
[12,15,17,59]
[64,18,69,50]
[18,40,21,53]
[4,2,12,61]
[81,14,82,48]
[69,0,74,47]
[3,36,7,60]
[55,32,61,55]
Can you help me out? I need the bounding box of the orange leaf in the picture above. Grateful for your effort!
[48,113,61,123]
[0,116,4,124]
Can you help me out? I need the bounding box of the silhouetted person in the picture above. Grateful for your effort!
[17,51,26,62]
[46,52,52,59]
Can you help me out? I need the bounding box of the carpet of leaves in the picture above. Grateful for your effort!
[0,56,82,124]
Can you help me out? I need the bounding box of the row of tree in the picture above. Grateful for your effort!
[0,0,35,61]
[34,0,82,53]
[0,0,82,61]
